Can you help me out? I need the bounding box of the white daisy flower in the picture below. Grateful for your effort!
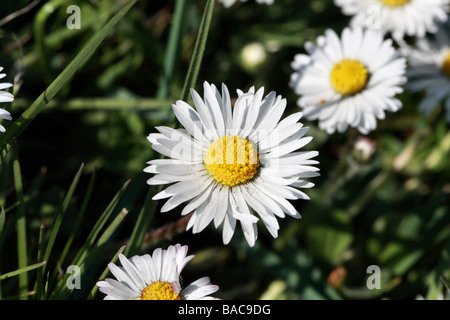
[96,244,219,300]
[0,67,14,133]
[220,0,274,8]
[334,0,449,41]
[405,24,450,121]
[290,27,407,135]
[145,81,319,247]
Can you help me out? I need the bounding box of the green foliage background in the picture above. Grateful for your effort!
[0,0,448,300]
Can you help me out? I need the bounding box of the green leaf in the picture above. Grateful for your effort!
[42,163,85,271]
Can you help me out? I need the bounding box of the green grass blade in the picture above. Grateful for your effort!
[12,98,172,112]
[180,0,215,102]
[35,224,45,300]
[96,208,128,247]
[70,179,131,268]
[57,168,96,269]
[156,0,189,100]
[42,163,84,273]
[0,262,47,281]
[0,0,138,149]
[12,144,28,299]
[48,180,130,299]
[123,188,156,256]
[0,207,4,236]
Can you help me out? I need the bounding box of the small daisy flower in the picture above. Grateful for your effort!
[290,27,407,135]
[334,0,449,41]
[96,244,219,300]
[0,67,14,133]
[405,24,450,121]
[219,0,274,8]
[145,82,319,247]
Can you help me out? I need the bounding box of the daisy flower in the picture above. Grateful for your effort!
[334,0,449,41]
[0,67,14,133]
[290,27,407,135]
[405,24,450,120]
[145,81,319,247]
[219,0,274,8]
[96,244,219,300]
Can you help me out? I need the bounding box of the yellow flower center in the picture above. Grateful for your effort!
[380,0,411,7]
[204,136,259,187]
[443,52,450,78]
[140,281,180,300]
[330,59,369,96]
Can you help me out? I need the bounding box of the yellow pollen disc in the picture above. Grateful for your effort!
[204,136,260,187]
[140,281,180,300]
[380,0,411,7]
[442,52,450,78]
[330,59,369,96]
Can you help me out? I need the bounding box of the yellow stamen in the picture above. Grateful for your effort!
[330,59,369,96]
[380,0,411,7]
[204,136,259,187]
[442,52,450,78]
[140,281,180,300]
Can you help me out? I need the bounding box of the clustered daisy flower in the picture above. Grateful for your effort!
[405,24,450,120]
[96,244,219,300]
[0,66,14,133]
[334,0,449,41]
[145,82,319,247]
[219,0,274,8]
[290,27,407,134]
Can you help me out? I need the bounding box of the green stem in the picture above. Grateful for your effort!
[180,0,215,102]
[12,98,172,112]
[157,0,189,100]
[12,144,28,299]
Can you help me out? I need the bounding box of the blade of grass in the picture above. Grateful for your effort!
[56,168,96,269]
[96,208,128,247]
[156,0,189,100]
[35,224,45,300]
[12,98,172,112]
[42,163,84,273]
[180,0,215,102]
[0,262,47,281]
[0,0,138,149]
[70,179,131,267]
[48,179,130,299]
[12,143,28,299]
[0,207,4,236]
[123,189,155,256]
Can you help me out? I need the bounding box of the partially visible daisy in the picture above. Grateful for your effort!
[96,244,219,300]
[290,27,407,134]
[145,82,319,247]
[220,0,274,8]
[0,67,14,133]
[405,24,450,121]
[334,0,449,41]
